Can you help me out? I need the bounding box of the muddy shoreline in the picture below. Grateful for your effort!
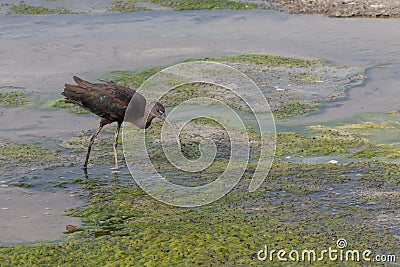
[268,0,400,17]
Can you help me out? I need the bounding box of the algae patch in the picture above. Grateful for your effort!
[107,53,365,118]
[1,162,398,266]
[8,3,73,14]
[0,138,86,190]
[0,140,62,168]
[107,67,162,88]
[185,54,325,67]
[111,0,149,12]
[142,0,263,10]
[1,117,399,265]
[51,99,90,114]
[111,0,264,11]
[0,92,30,107]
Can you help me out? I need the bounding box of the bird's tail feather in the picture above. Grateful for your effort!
[63,83,85,95]
[73,76,93,89]
[62,76,94,101]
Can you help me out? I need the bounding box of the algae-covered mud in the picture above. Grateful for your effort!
[0,0,284,14]
[1,118,400,264]
[107,54,365,118]
[1,52,399,265]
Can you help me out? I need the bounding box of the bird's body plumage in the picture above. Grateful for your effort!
[63,76,138,125]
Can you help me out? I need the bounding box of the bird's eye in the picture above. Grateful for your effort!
[158,110,164,114]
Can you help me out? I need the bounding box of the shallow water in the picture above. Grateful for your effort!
[293,64,400,123]
[0,187,83,244]
[1,9,400,243]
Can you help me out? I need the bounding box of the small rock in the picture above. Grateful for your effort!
[64,224,78,234]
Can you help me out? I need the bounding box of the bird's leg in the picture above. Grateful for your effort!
[83,167,89,179]
[113,122,122,171]
[84,125,103,169]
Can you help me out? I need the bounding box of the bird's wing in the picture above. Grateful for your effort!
[63,76,138,123]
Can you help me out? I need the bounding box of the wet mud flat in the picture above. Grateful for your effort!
[0,53,399,265]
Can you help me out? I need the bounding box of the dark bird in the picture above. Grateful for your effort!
[63,76,180,171]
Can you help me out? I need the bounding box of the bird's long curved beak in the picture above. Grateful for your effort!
[159,113,181,149]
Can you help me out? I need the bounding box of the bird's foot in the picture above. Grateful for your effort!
[83,167,89,179]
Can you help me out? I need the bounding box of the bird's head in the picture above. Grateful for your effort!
[148,102,181,148]
[149,102,166,120]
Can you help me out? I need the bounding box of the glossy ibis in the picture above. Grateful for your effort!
[63,76,180,170]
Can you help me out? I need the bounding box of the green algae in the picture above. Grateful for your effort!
[111,0,149,12]
[51,99,75,109]
[338,121,396,130]
[276,130,365,157]
[108,54,324,86]
[108,67,162,88]
[51,99,90,114]
[185,54,325,67]
[69,107,90,114]
[1,122,399,265]
[142,0,262,10]
[273,102,318,118]
[0,139,79,189]
[0,140,64,168]
[8,3,73,14]
[107,53,362,118]
[156,82,253,112]
[276,122,400,163]
[1,166,398,266]
[0,92,30,107]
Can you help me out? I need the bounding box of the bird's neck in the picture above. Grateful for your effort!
[136,107,154,129]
